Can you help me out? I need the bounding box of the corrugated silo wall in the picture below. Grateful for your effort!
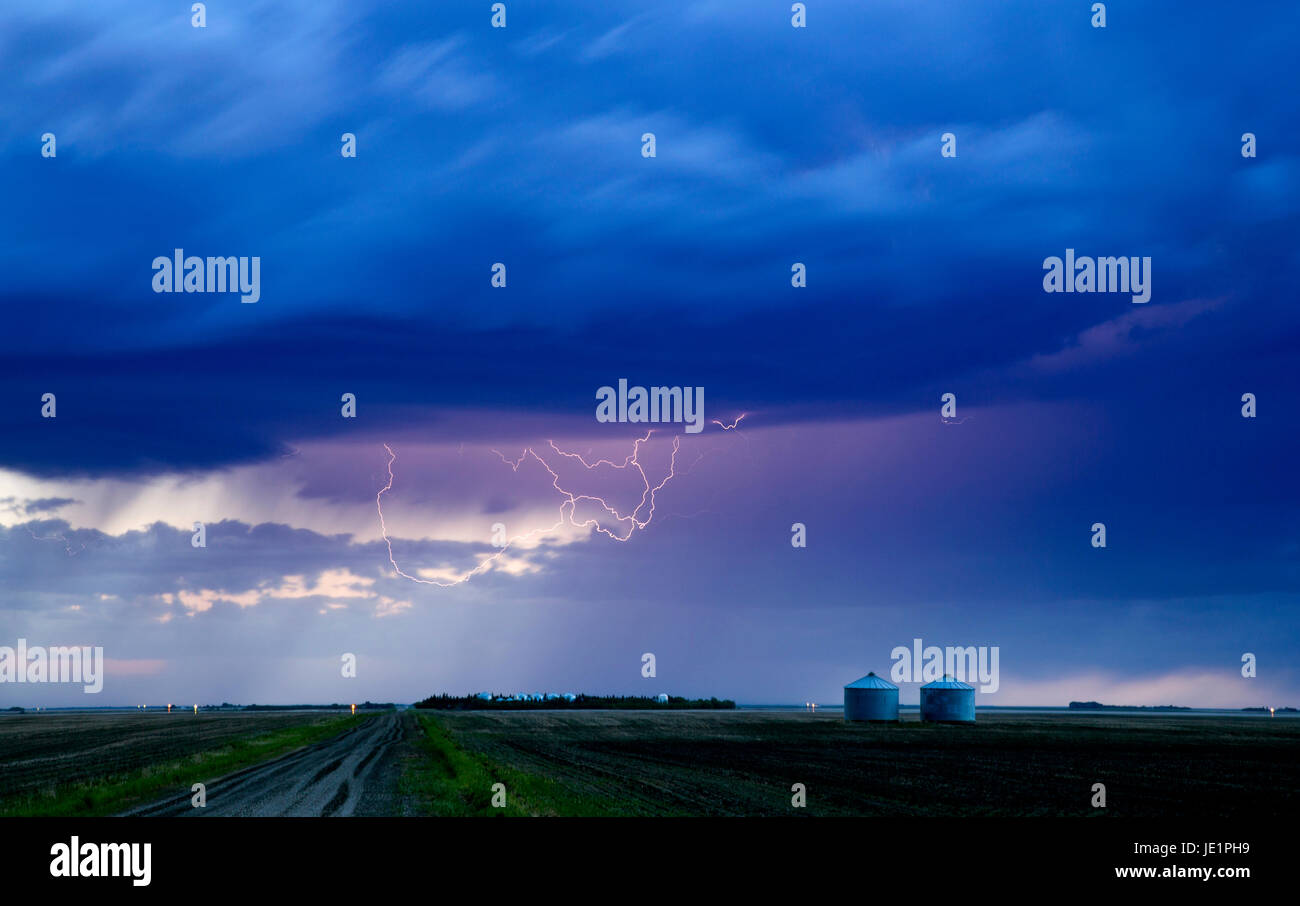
[844,687,899,721]
[919,688,976,722]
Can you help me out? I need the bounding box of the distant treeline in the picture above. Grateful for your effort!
[414,694,735,711]
[1069,701,1191,711]
[239,702,394,711]
[1070,701,1298,712]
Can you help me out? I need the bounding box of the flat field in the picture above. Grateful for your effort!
[419,710,1300,817]
[0,710,363,816]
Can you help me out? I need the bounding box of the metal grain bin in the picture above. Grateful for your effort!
[844,672,899,722]
[920,675,976,722]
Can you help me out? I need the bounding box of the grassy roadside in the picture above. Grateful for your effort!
[0,713,371,817]
[402,713,623,816]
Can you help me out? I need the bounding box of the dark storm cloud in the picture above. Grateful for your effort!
[0,0,1295,476]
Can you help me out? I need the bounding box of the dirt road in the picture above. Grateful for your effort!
[119,711,409,817]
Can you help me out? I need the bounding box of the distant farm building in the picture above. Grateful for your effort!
[843,672,899,722]
[656,693,669,703]
[920,675,976,722]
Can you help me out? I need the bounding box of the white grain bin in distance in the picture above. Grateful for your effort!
[843,672,899,722]
[920,675,976,722]
[656,693,669,703]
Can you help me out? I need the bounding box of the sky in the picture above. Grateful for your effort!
[0,0,1297,708]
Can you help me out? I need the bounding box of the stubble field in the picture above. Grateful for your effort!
[419,709,1300,817]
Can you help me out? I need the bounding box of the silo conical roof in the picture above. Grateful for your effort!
[921,674,974,690]
[844,671,898,690]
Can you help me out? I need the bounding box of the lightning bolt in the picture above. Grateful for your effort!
[26,526,84,556]
[712,413,748,430]
[377,424,739,587]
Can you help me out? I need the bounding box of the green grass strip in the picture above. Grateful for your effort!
[403,714,627,817]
